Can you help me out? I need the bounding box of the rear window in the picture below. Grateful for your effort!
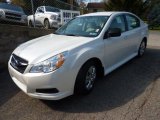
[0,3,24,13]
[45,6,60,12]
[126,14,140,30]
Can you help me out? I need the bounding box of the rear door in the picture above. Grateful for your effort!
[124,14,142,54]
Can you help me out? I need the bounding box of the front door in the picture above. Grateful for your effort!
[104,15,128,73]
[35,7,45,26]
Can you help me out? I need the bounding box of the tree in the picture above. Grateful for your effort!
[10,0,45,14]
[150,0,160,7]
[104,0,150,18]
[0,0,6,2]
[148,3,160,28]
[11,0,32,14]
[12,0,26,7]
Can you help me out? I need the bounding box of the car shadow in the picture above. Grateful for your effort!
[0,69,20,107]
[42,47,160,113]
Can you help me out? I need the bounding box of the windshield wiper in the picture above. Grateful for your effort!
[65,34,78,36]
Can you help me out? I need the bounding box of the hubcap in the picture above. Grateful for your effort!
[140,41,146,55]
[29,21,32,27]
[85,66,96,90]
[44,21,49,29]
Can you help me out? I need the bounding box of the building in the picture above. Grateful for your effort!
[60,0,79,10]
[87,2,105,13]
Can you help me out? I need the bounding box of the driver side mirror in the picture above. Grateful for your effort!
[104,28,121,39]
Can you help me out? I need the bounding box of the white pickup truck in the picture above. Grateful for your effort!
[28,6,80,29]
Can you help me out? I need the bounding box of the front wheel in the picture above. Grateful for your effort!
[138,40,146,57]
[29,21,33,27]
[74,61,97,95]
[44,19,50,29]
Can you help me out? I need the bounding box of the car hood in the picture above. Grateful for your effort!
[2,9,25,15]
[13,34,93,64]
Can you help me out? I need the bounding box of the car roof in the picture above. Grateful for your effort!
[0,2,23,9]
[79,11,131,17]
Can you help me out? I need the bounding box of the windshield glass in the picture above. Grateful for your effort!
[45,6,60,12]
[0,3,24,13]
[55,16,109,37]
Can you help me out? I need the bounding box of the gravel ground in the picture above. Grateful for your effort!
[0,31,160,120]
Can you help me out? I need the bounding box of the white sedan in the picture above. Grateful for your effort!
[8,12,148,100]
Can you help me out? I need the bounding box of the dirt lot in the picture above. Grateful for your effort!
[0,31,160,120]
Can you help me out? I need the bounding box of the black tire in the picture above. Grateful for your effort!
[29,21,33,27]
[44,19,50,29]
[138,40,147,57]
[74,61,97,95]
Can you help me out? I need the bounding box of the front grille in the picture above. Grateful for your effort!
[6,16,21,21]
[10,54,28,73]
[36,88,59,94]
[5,12,21,21]
[5,12,21,17]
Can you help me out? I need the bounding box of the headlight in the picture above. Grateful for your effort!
[30,51,68,73]
[22,15,27,21]
[50,15,57,20]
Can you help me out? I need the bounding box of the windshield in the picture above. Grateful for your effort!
[45,6,60,12]
[55,16,109,37]
[0,3,24,13]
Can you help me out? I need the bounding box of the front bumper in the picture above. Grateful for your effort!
[49,19,59,28]
[0,16,27,25]
[8,62,74,100]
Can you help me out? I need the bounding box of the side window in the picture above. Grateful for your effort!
[37,7,44,13]
[41,7,44,12]
[36,7,41,13]
[109,15,126,33]
[126,15,140,30]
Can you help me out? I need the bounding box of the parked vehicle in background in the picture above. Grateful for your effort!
[59,9,80,27]
[0,2,27,25]
[28,6,80,29]
[8,12,148,100]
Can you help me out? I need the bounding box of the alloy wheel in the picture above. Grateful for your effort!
[85,66,96,90]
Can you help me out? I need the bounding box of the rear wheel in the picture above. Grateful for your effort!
[138,40,146,57]
[44,19,50,29]
[74,61,97,95]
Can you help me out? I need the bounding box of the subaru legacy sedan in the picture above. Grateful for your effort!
[8,12,148,100]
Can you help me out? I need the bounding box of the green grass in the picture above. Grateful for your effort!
[149,26,160,31]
